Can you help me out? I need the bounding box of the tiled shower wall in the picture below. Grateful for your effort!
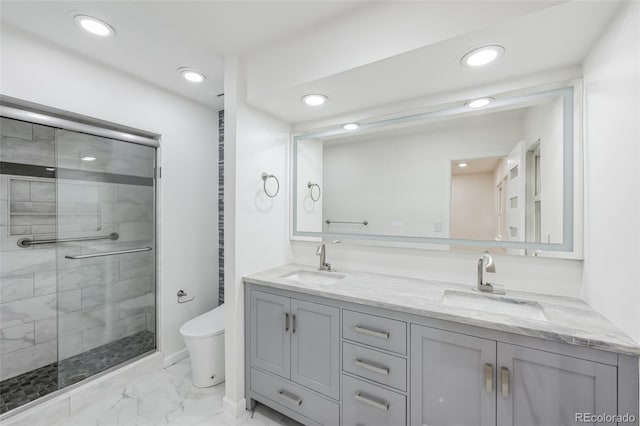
[0,117,155,381]
[218,110,224,304]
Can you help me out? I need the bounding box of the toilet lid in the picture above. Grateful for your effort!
[180,303,225,338]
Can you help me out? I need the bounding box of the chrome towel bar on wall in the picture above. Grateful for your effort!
[261,172,280,198]
[17,232,119,248]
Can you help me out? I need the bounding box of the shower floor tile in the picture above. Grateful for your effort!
[0,330,155,414]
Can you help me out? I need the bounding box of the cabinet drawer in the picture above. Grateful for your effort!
[343,342,407,391]
[343,309,407,355]
[251,368,339,426]
[342,374,406,426]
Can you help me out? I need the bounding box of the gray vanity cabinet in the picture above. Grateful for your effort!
[496,343,617,426]
[290,299,340,399]
[411,324,620,426]
[410,324,497,426]
[250,290,291,379]
[249,289,340,400]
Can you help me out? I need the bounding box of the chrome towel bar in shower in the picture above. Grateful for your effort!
[326,220,368,226]
[17,232,119,248]
[65,246,152,259]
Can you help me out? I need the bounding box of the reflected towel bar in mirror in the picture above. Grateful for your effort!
[307,182,321,201]
[326,220,368,226]
[17,232,119,248]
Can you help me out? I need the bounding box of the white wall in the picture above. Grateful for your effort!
[320,114,523,238]
[582,1,640,342]
[223,57,292,416]
[0,28,219,361]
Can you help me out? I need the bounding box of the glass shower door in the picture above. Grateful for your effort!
[54,129,156,388]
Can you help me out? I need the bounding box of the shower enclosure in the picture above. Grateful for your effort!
[0,110,157,414]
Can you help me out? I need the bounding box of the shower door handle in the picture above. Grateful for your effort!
[65,247,152,259]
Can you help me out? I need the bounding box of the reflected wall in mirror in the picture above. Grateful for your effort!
[292,86,576,255]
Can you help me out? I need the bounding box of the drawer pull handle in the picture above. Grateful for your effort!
[501,367,509,397]
[278,390,302,406]
[484,363,493,393]
[354,359,390,375]
[354,325,390,340]
[354,392,389,411]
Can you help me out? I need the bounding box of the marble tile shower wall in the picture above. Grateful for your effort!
[0,117,155,381]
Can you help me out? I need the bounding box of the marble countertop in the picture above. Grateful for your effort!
[244,264,640,356]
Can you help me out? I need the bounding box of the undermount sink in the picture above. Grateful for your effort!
[442,290,549,322]
[280,270,346,286]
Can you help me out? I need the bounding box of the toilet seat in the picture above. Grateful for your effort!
[180,303,225,338]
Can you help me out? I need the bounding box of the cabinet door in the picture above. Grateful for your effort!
[250,290,290,379]
[290,299,340,399]
[497,343,617,426]
[410,325,497,426]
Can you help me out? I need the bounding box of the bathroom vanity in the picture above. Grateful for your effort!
[244,265,640,426]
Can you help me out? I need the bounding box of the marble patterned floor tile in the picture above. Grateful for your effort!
[65,358,299,426]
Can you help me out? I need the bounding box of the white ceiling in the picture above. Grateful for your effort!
[0,1,624,118]
[0,1,366,110]
[250,0,623,124]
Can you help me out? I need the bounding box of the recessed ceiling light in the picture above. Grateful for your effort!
[45,167,56,172]
[302,94,328,106]
[343,123,359,130]
[458,162,468,168]
[74,15,115,37]
[467,97,494,108]
[178,67,206,83]
[460,45,504,67]
[81,156,97,162]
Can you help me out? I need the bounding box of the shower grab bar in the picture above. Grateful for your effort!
[326,219,368,226]
[17,232,119,248]
[65,246,152,260]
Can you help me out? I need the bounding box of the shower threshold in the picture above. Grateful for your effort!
[0,330,155,414]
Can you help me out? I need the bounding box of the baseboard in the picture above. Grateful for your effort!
[223,396,248,418]
[163,348,189,368]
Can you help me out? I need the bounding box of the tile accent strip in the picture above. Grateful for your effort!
[0,162,153,187]
[218,110,224,304]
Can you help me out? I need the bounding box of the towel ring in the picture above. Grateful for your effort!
[261,172,280,198]
[307,182,321,201]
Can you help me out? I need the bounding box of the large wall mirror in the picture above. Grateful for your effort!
[292,84,581,257]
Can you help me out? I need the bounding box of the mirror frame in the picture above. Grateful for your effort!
[291,84,579,253]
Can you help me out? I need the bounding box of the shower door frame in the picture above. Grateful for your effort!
[0,101,160,420]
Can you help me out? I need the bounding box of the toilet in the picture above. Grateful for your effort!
[179,303,225,388]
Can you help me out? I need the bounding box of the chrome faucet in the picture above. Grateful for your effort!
[316,240,341,271]
[476,251,503,294]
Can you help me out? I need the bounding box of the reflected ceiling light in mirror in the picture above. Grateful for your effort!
[460,45,504,67]
[458,162,468,168]
[178,68,206,83]
[343,123,359,130]
[302,94,328,106]
[467,97,494,108]
[81,156,97,162]
[74,15,115,37]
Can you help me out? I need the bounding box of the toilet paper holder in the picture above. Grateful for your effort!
[177,290,195,304]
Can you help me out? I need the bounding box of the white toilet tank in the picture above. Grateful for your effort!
[179,303,225,388]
